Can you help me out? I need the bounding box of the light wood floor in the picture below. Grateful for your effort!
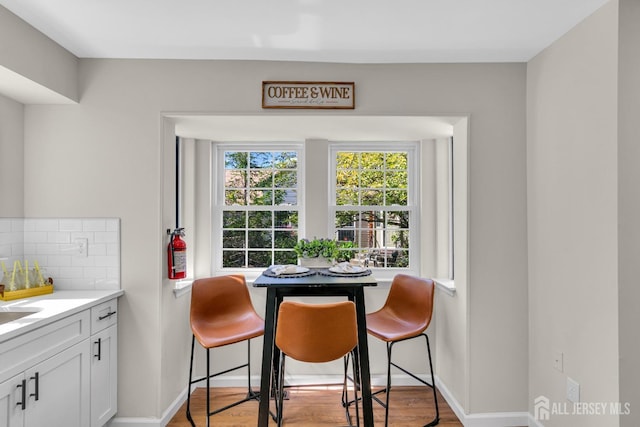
[167,386,462,426]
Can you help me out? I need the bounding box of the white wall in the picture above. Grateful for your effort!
[618,0,640,425]
[527,2,620,426]
[0,94,24,217]
[13,59,528,421]
[0,6,78,103]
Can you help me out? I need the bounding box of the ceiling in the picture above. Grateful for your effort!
[0,0,609,63]
[0,0,608,139]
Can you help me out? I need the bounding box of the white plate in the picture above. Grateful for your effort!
[328,265,367,274]
[270,266,310,275]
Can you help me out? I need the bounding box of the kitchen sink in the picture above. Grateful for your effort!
[0,309,39,325]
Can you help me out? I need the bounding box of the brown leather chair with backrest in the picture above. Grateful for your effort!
[275,300,361,427]
[186,275,264,427]
[358,274,439,426]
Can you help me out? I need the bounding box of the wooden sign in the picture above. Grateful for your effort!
[262,81,355,109]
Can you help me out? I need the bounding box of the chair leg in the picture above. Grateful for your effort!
[277,354,287,427]
[206,348,211,427]
[245,339,260,400]
[350,350,361,427]
[341,353,351,408]
[381,335,440,427]
[383,341,393,427]
[186,337,261,425]
[186,335,196,427]
[424,334,440,427]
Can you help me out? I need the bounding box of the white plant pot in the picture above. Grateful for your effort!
[298,256,333,268]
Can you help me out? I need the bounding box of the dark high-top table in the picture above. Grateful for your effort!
[253,269,378,426]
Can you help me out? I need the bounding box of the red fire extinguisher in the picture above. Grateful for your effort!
[168,228,187,280]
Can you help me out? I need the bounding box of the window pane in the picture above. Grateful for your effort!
[249,190,273,205]
[225,152,247,169]
[336,170,359,188]
[275,210,298,228]
[361,189,383,206]
[248,211,272,228]
[333,149,412,269]
[274,170,296,187]
[248,251,271,267]
[386,171,408,189]
[225,170,246,188]
[386,190,407,206]
[387,211,409,230]
[361,152,384,168]
[218,148,300,269]
[386,152,407,169]
[248,230,272,248]
[361,171,384,188]
[223,211,246,228]
[274,230,297,248]
[250,152,273,168]
[335,210,359,228]
[275,189,295,205]
[336,152,359,169]
[250,170,273,187]
[274,152,298,168]
[336,189,358,205]
[223,230,245,248]
[225,190,246,206]
[223,250,245,267]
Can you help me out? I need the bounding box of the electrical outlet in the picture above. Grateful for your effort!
[74,238,88,257]
[567,377,580,403]
[553,351,564,372]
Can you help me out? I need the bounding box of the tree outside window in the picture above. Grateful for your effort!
[334,150,411,268]
[222,150,299,268]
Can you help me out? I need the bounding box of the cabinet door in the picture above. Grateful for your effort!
[91,324,117,427]
[0,374,24,427]
[24,340,90,427]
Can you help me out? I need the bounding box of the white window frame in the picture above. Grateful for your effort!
[212,142,305,279]
[329,142,420,281]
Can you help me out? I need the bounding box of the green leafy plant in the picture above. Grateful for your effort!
[293,238,357,262]
[336,240,356,262]
[293,238,338,259]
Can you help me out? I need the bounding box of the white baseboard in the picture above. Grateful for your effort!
[528,414,545,427]
[107,387,189,427]
[108,374,534,427]
[435,376,531,427]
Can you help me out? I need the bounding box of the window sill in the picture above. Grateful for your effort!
[433,278,456,296]
[172,279,193,298]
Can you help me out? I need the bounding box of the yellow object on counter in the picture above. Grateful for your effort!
[0,284,54,301]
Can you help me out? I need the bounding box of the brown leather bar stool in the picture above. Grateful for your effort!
[275,300,361,427]
[352,274,439,426]
[186,275,264,427]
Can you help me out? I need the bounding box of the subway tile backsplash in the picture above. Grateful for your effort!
[0,218,120,291]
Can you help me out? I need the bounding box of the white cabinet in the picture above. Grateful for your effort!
[0,374,24,427]
[24,341,91,427]
[0,329,90,427]
[0,296,120,427]
[90,299,118,427]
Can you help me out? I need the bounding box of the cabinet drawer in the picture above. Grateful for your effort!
[90,299,118,334]
[0,311,90,382]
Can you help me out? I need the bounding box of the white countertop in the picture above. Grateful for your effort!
[0,289,124,342]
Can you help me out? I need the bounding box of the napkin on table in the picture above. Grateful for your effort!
[271,265,299,275]
[332,262,357,273]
